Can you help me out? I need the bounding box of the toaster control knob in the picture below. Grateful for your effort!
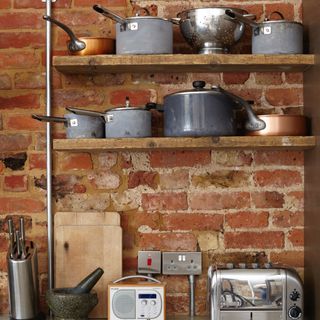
[239,263,246,269]
[251,263,259,269]
[226,263,234,269]
[288,306,302,319]
[290,290,301,301]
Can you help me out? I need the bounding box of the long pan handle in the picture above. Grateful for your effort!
[225,9,259,28]
[32,114,68,123]
[66,107,105,118]
[93,4,126,25]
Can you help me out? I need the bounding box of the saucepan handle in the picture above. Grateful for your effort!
[32,114,68,123]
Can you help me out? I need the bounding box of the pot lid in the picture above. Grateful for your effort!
[164,81,222,97]
[123,16,170,22]
[107,97,148,112]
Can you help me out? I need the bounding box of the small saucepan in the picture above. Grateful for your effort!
[66,97,155,138]
[43,15,115,55]
[246,114,307,136]
[32,113,105,139]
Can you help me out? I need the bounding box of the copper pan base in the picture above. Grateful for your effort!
[247,115,307,136]
[67,37,115,56]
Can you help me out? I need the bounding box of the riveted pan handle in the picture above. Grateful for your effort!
[225,9,259,28]
[93,4,127,25]
[32,114,68,123]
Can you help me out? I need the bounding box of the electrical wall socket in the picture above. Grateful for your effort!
[138,250,162,274]
[162,252,202,275]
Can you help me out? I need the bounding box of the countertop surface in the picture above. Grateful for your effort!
[0,316,209,320]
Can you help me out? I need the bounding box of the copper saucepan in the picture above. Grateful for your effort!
[246,114,307,136]
[43,15,115,55]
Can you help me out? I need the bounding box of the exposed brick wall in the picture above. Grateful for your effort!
[0,0,304,315]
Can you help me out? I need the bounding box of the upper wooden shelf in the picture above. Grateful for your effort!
[53,54,315,74]
[53,136,316,152]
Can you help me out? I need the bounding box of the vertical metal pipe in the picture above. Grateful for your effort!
[45,0,54,291]
[189,274,195,317]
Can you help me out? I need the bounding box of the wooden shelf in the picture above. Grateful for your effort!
[53,136,316,152]
[53,54,315,74]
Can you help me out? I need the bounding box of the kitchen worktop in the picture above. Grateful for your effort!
[0,316,209,320]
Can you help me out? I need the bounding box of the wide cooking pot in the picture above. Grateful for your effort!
[246,114,307,136]
[32,113,105,139]
[93,4,173,54]
[67,98,153,138]
[43,15,115,55]
[174,7,253,54]
[225,10,303,54]
[163,81,266,137]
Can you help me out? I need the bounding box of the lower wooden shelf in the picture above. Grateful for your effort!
[53,136,316,152]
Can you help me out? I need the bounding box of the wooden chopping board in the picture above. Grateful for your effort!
[54,211,122,318]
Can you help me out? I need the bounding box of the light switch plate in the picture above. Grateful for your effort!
[138,250,161,274]
[162,252,202,275]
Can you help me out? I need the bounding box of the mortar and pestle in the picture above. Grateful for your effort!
[46,267,104,320]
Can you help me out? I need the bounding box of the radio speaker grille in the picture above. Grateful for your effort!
[112,290,136,319]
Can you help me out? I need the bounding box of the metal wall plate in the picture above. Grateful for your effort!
[138,251,161,274]
[162,252,202,275]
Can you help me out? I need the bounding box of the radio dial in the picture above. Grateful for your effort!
[141,300,147,306]
[150,300,156,306]
[288,306,302,319]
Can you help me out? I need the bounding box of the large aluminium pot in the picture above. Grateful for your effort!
[67,98,153,138]
[163,81,266,137]
[43,16,115,55]
[93,4,173,54]
[32,113,105,139]
[174,7,252,54]
[225,10,303,54]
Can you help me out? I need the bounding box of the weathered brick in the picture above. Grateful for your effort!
[88,170,120,190]
[214,151,253,166]
[285,191,304,210]
[1,215,32,234]
[254,151,304,166]
[255,72,283,85]
[0,94,40,110]
[223,72,250,85]
[142,192,188,211]
[228,88,262,106]
[98,152,118,168]
[14,0,72,8]
[111,190,140,211]
[270,251,304,267]
[265,88,303,106]
[272,210,304,227]
[0,134,31,152]
[0,52,39,69]
[59,153,92,171]
[123,256,137,272]
[252,191,284,208]
[63,73,125,88]
[132,73,188,84]
[0,197,45,213]
[208,251,268,266]
[5,115,43,131]
[15,71,61,89]
[0,32,45,49]
[138,232,197,251]
[288,229,304,247]
[128,171,158,189]
[285,73,303,84]
[0,0,10,9]
[29,153,46,170]
[254,170,302,187]
[190,192,250,210]
[225,231,284,249]
[0,13,43,29]
[159,170,189,190]
[226,211,269,228]
[162,213,223,231]
[265,3,295,20]
[0,73,11,89]
[1,152,27,170]
[150,151,211,168]
[121,212,159,231]
[75,0,126,7]
[110,89,154,106]
[4,175,28,192]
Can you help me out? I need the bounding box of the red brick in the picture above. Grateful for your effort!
[255,72,283,85]
[265,88,303,106]
[265,3,295,21]
[0,73,11,89]
[286,191,304,209]
[128,171,158,189]
[0,13,43,29]
[228,88,262,106]
[254,170,302,187]
[160,275,189,294]
[0,197,45,213]
[162,213,223,231]
[241,4,264,21]
[190,192,250,210]
[142,192,187,211]
[160,170,189,190]
[138,232,197,251]
[29,153,46,170]
[223,73,250,85]
[0,161,4,173]
[123,256,137,272]
[55,11,105,27]
[0,134,32,152]
[74,0,125,6]
[132,73,188,85]
[225,231,284,249]
[285,73,303,84]
[15,71,61,89]
[5,115,43,131]
[0,94,40,110]
[53,89,104,108]
[252,191,284,209]
[270,251,304,267]
[226,211,269,228]
[88,171,120,190]
[59,153,93,171]
[0,52,39,69]
[254,151,304,166]
[288,229,304,247]
[214,150,253,166]
[272,210,304,227]
[1,215,32,233]
[121,212,159,231]
[150,151,211,168]
[0,32,45,49]
[110,89,154,106]
[14,0,72,8]
[166,295,189,315]
[0,0,10,9]
[4,175,27,191]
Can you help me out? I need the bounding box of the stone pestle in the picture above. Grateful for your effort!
[70,267,104,294]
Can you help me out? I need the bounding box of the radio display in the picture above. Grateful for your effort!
[138,294,157,299]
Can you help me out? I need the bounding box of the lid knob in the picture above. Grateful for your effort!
[125,96,130,108]
[192,80,206,90]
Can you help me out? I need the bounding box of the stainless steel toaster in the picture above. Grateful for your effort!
[208,264,303,320]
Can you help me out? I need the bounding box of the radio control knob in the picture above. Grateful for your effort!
[288,306,302,319]
[141,300,147,306]
[290,290,300,301]
[150,300,156,306]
